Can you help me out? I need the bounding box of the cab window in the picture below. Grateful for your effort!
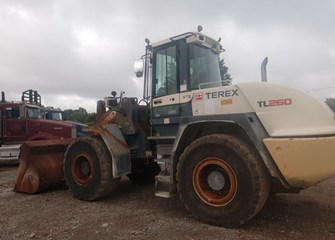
[27,107,41,119]
[154,46,177,97]
[6,107,20,119]
[189,44,221,90]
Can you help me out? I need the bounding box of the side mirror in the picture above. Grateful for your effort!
[134,59,144,78]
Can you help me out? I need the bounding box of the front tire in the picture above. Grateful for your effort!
[64,136,120,201]
[177,134,270,227]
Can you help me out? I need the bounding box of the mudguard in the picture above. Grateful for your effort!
[84,110,131,177]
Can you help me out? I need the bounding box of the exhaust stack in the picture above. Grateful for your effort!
[261,57,268,82]
[1,91,5,103]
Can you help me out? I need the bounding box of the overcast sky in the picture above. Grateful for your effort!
[1,0,335,112]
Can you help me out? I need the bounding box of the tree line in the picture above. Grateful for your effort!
[63,107,96,124]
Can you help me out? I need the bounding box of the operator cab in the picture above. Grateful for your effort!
[135,28,227,137]
[4,103,42,120]
[152,32,224,98]
[136,30,225,100]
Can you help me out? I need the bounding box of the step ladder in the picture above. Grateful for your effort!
[148,136,177,198]
[155,157,176,198]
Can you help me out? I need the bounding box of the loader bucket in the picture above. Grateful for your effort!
[14,139,72,194]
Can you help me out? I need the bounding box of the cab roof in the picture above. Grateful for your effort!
[152,32,224,54]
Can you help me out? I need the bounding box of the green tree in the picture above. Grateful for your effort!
[325,98,335,113]
[84,113,96,124]
[62,109,73,120]
[63,108,96,124]
[219,58,232,85]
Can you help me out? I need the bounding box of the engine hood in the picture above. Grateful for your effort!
[237,82,335,137]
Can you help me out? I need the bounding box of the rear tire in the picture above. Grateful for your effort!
[177,134,270,227]
[64,136,120,201]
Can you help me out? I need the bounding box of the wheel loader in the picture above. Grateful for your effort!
[14,27,335,228]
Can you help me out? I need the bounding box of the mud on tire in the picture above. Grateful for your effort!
[64,136,120,201]
[176,134,270,228]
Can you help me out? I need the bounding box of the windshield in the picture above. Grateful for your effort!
[49,112,63,120]
[27,107,41,119]
[189,44,221,90]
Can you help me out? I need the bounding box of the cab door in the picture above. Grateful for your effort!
[4,106,27,143]
[151,40,190,137]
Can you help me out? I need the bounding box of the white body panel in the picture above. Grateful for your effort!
[191,85,253,115]
[152,85,253,115]
[237,82,335,137]
[152,93,180,108]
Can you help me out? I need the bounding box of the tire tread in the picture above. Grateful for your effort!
[64,136,120,201]
[176,134,270,227]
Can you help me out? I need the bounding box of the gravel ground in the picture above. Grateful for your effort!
[0,165,334,240]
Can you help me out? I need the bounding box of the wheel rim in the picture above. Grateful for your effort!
[193,158,237,207]
[71,152,95,186]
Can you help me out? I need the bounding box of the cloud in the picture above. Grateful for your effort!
[0,0,334,112]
